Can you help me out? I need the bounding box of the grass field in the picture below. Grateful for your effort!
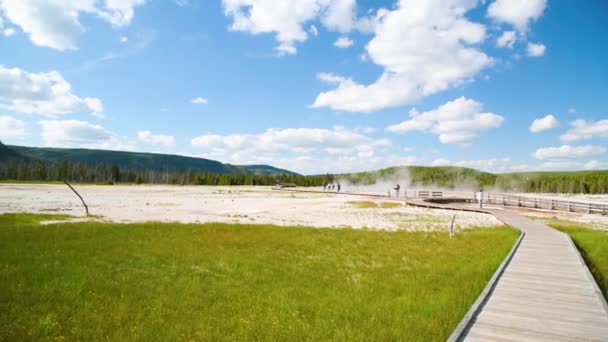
[548,220,608,298]
[0,214,518,341]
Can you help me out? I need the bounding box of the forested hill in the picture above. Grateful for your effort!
[0,142,28,162]
[337,166,608,194]
[5,145,297,176]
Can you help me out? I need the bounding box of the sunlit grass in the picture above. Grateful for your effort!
[547,219,608,298]
[349,201,403,209]
[0,214,518,341]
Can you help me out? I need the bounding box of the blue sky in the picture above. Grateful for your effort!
[0,0,607,174]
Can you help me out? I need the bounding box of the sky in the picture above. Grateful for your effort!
[0,0,607,175]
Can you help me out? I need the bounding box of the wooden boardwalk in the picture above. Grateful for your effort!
[408,199,608,341]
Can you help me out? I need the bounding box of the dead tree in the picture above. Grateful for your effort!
[64,181,90,216]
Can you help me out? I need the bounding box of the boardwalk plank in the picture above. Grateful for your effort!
[406,199,608,341]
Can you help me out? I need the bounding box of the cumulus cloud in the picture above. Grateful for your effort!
[526,42,546,57]
[538,160,608,172]
[0,115,26,138]
[312,0,492,112]
[191,126,395,173]
[333,36,353,48]
[387,97,504,146]
[487,0,547,32]
[529,114,558,133]
[560,119,608,142]
[38,119,132,150]
[191,97,208,105]
[533,145,607,160]
[0,65,103,116]
[496,30,516,48]
[0,0,146,50]
[222,0,356,55]
[192,126,389,155]
[138,130,176,147]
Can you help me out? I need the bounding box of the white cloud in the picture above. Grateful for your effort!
[538,160,608,172]
[309,25,318,37]
[387,97,504,146]
[192,127,389,154]
[561,119,608,142]
[3,27,15,36]
[431,158,451,167]
[582,160,608,171]
[529,114,558,133]
[533,145,607,160]
[568,108,577,114]
[526,42,546,57]
[0,115,26,138]
[0,65,103,116]
[496,30,516,48]
[191,126,395,173]
[333,36,353,48]
[321,0,356,32]
[120,36,128,43]
[138,130,176,147]
[222,0,356,55]
[38,119,132,150]
[191,97,208,105]
[487,0,547,32]
[0,0,145,50]
[312,0,492,112]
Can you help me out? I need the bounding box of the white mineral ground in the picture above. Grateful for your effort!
[1,184,500,231]
[2,184,606,231]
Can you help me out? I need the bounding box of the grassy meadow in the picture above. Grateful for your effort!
[0,214,518,341]
[548,220,608,298]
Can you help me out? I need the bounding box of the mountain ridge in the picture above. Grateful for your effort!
[4,144,298,176]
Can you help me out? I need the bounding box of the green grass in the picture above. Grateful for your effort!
[349,201,403,209]
[547,219,608,298]
[380,202,403,209]
[0,214,518,341]
[349,201,380,208]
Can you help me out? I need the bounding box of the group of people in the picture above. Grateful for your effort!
[323,182,341,192]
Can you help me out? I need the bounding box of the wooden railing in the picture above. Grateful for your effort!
[484,193,608,215]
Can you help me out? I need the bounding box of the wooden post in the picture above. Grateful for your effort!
[450,215,456,239]
[64,181,89,216]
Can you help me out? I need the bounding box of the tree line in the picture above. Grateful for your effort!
[0,160,330,186]
[337,166,608,194]
[2,159,606,194]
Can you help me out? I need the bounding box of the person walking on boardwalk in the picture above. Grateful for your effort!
[337,183,341,192]
[394,184,401,197]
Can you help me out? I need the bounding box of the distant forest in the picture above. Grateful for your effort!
[0,159,329,186]
[338,166,608,194]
